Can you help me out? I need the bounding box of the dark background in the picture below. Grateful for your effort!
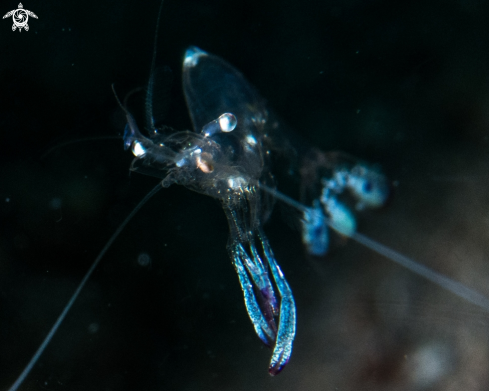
[2,0,489,390]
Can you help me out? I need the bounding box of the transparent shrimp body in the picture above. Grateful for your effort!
[122,47,489,384]
[123,47,295,375]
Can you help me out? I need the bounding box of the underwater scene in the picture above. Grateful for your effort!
[2,0,489,390]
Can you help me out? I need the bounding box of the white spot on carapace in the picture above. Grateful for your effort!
[132,140,147,157]
[228,176,246,189]
[184,46,207,68]
[246,135,257,145]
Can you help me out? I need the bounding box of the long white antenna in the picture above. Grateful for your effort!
[7,184,162,391]
[145,0,166,131]
[258,183,489,313]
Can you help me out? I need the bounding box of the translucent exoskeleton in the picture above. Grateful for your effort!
[7,40,489,391]
[123,46,296,375]
[122,46,395,376]
[122,46,489,382]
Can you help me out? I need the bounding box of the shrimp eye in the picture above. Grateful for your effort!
[363,181,372,193]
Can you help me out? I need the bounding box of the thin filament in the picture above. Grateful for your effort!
[8,183,162,391]
[351,232,489,312]
[258,182,489,313]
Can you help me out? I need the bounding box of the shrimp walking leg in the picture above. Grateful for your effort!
[223,187,296,375]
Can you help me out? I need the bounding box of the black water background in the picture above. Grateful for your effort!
[1,0,489,390]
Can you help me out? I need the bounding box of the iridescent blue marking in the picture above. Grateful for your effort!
[183,46,207,68]
[120,46,297,374]
[302,200,329,256]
